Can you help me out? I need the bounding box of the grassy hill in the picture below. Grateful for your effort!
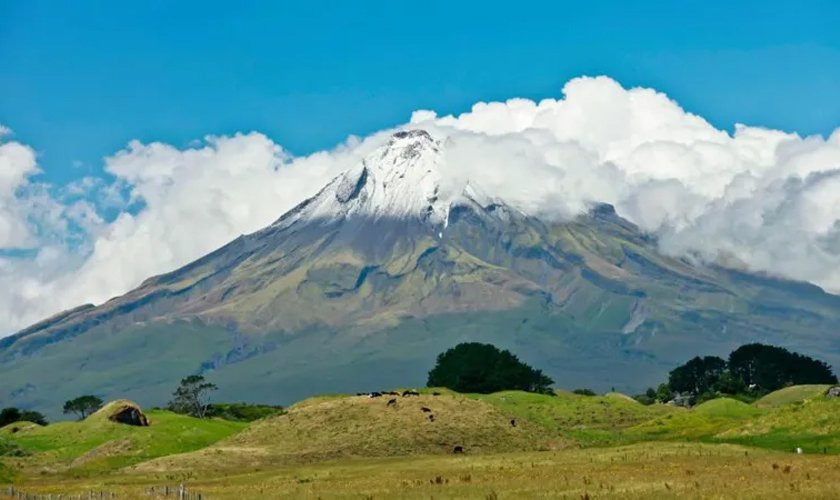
[720,392,840,453]
[627,398,764,441]
[1,401,246,476]
[132,391,569,473]
[470,389,677,446]
[754,384,831,409]
[2,387,840,497]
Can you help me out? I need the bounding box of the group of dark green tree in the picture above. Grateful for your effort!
[424,342,837,405]
[426,342,554,394]
[1,375,281,429]
[634,343,838,406]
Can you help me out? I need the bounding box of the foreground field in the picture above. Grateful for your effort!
[3,386,840,498]
[5,443,840,499]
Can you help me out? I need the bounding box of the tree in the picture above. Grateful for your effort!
[18,410,48,426]
[427,343,554,394]
[655,383,674,403]
[62,395,103,420]
[168,375,218,418]
[633,387,658,405]
[0,407,48,427]
[713,371,747,395]
[728,343,837,392]
[0,408,20,427]
[668,356,726,396]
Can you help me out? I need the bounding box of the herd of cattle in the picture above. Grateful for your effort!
[351,389,517,454]
[356,390,439,398]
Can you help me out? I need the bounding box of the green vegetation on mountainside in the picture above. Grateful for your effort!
[6,197,840,419]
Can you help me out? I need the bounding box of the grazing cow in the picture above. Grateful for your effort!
[420,407,432,412]
[432,392,441,396]
[402,390,420,397]
[387,398,397,407]
[385,391,399,396]
[369,392,382,398]
[452,445,464,454]
[510,419,517,427]
[428,414,435,422]
[796,447,803,454]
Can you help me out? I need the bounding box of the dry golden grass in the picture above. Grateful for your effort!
[7,442,840,499]
[131,392,567,473]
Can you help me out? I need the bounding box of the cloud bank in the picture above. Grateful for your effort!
[2,76,840,334]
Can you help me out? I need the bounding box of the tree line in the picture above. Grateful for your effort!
[3,341,834,426]
[635,343,838,405]
[1,374,282,428]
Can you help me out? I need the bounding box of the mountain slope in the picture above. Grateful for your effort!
[4,130,840,416]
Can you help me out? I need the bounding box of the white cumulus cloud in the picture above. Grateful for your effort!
[2,75,840,335]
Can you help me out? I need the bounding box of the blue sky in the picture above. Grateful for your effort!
[1,0,839,185]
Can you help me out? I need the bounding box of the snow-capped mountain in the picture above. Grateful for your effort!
[275,129,453,229]
[4,130,840,416]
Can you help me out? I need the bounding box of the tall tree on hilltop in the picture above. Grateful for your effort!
[427,342,554,394]
[168,375,218,419]
[62,395,103,420]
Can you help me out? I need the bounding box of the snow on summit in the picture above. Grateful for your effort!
[273,129,456,228]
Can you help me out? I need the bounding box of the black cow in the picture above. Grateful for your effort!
[387,398,397,407]
[402,390,420,397]
[452,445,464,454]
[420,407,432,413]
[428,414,435,422]
[432,392,441,396]
[510,419,517,427]
[369,392,382,398]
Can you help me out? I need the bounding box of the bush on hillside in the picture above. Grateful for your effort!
[0,407,47,427]
[573,388,597,396]
[633,387,658,405]
[0,437,27,458]
[427,342,554,394]
[206,403,285,422]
